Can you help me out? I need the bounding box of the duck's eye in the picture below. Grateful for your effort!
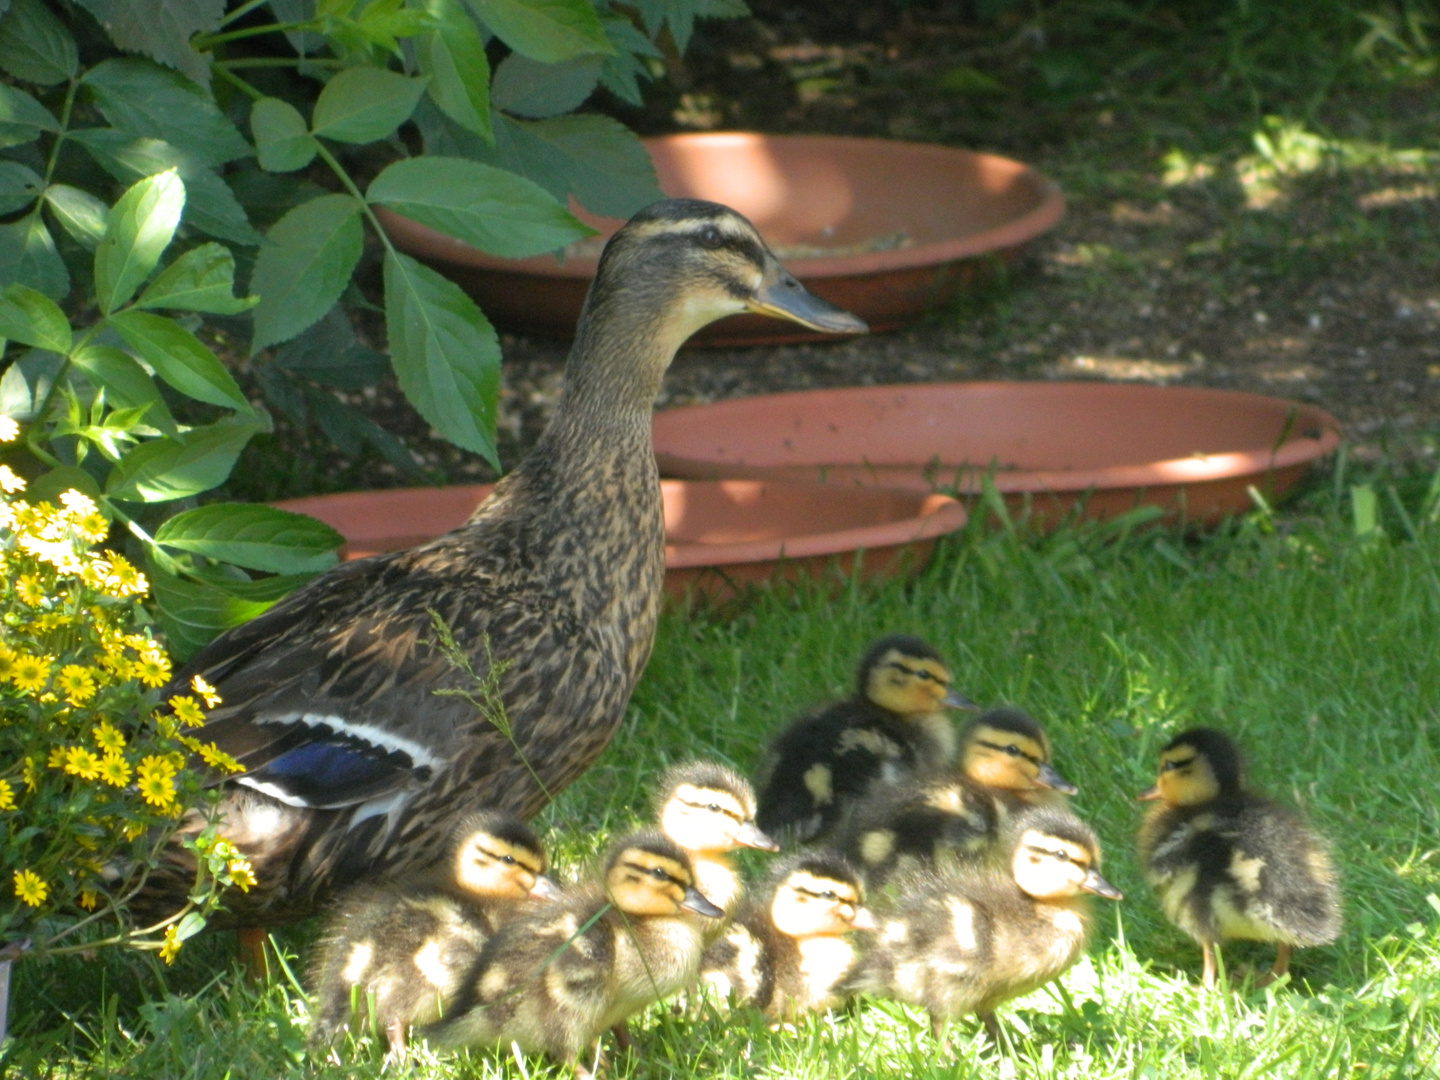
[708,803,722,814]
[697,225,723,249]
[1004,744,1021,757]
[502,854,516,865]
[1161,760,1179,772]
[1050,850,1070,863]
[650,866,670,881]
[821,891,838,901]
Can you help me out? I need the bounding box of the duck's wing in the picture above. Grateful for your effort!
[176,551,483,812]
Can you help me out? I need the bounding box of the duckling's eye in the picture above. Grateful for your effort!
[707,803,722,814]
[821,891,839,901]
[650,866,670,881]
[1050,849,1071,863]
[501,854,516,865]
[1004,744,1021,757]
[697,225,724,249]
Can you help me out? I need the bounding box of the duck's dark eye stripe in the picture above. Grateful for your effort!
[678,797,743,822]
[1161,755,1195,772]
[977,739,1041,766]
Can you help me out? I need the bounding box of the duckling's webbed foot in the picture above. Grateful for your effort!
[980,1011,1002,1046]
[610,1020,632,1052]
[1201,942,1218,990]
[384,1018,407,1059]
[929,1011,950,1055]
[1252,943,1292,990]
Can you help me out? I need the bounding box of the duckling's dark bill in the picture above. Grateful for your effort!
[746,272,868,334]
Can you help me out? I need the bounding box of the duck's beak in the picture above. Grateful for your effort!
[1137,784,1162,802]
[849,906,880,931]
[1080,868,1124,901]
[942,687,980,711]
[681,887,725,919]
[1035,762,1079,796]
[529,874,563,900]
[736,820,781,852]
[746,260,867,334]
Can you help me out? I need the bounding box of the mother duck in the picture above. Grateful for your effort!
[147,199,865,927]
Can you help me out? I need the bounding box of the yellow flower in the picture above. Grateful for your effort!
[97,753,132,788]
[131,649,171,688]
[158,924,181,964]
[93,720,126,753]
[0,778,14,810]
[0,463,25,493]
[76,511,109,542]
[58,489,96,517]
[8,652,50,692]
[0,647,14,682]
[168,695,206,728]
[121,819,144,841]
[63,746,102,780]
[47,745,66,770]
[227,857,256,892]
[57,664,98,705]
[14,574,45,607]
[197,743,244,774]
[136,756,176,807]
[191,675,222,708]
[78,888,100,910]
[13,869,47,907]
[21,757,39,792]
[0,415,18,442]
[104,555,146,596]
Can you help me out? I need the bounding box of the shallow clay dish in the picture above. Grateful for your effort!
[376,132,1064,345]
[273,480,967,601]
[651,382,1343,528]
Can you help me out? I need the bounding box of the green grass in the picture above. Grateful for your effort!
[6,474,1440,1078]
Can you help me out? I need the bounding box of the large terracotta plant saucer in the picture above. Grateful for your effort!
[376,133,1064,345]
[651,383,1343,528]
[273,480,967,601]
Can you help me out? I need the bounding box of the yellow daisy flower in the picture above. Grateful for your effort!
[8,653,50,692]
[197,742,244,774]
[0,463,25,493]
[131,649,171,688]
[63,746,102,781]
[227,858,257,892]
[47,745,66,770]
[14,574,45,607]
[13,869,47,907]
[77,511,109,542]
[21,757,39,792]
[168,695,206,728]
[136,756,176,807]
[104,556,146,596]
[0,778,15,810]
[0,647,15,682]
[57,664,98,705]
[97,754,132,788]
[58,489,97,516]
[93,720,126,753]
[191,675,222,708]
[78,888,100,910]
[158,924,181,964]
[0,415,18,441]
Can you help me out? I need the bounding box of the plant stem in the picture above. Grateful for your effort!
[41,79,80,188]
[218,0,274,30]
[218,57,345,70]
[194,21,311,50]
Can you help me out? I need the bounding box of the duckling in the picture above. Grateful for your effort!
[838,707,1077,888]
[308,809,558,1055]
[656,760,779,944]
[848,805,1122,1049]
[137,199,865,930]
[425,830,723,1075]
[700,853,877,1019]
[754,635,977,845]
[1137,727,1341,990]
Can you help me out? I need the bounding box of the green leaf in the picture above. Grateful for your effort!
[383,249,500,467]
[94,169,185,315]
[251,96,316,173]
[43,184,110,249]
[69,343,177,433]
[274,307,388,390]
[303,385,423,477]
[83,57,250,167]
[491,53,602,119]
[137,242,257,314]
[368,156,591,258]
[465,0,613,63]
[69,129,263,246]
[25,465,105,508]
[0,161,41,215]
[0,83,58,147]
[311,67,430,145]
[0,0,79,85]
[155,503,343,574]
[107,308,251,413]
[597,16,661,107]
[150,566,275,658]
[250,193,364,351]
[0,282,70,353]
[495,112,661,218]
[71,0,224,86]
[106,415,263,502]
[0,213,68,299]
[417,0,492,141]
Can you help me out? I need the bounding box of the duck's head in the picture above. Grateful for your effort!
[769,853,877,938]
[859,634,976,718]
[450,809,561,900]
[959,707,1077,795]
[1138,727,1243,807]
[1007,806,1122,902]
[656,761,779,855]
[602,830,725,919]
[581,198,867,354]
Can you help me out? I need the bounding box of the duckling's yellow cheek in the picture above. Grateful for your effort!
[804,764,834,805]
[342,941,374,985]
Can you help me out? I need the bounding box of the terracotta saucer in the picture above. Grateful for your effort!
[375,132,1064,345]
[651,382,1343,528]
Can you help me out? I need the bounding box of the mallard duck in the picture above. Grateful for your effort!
[754,634,977,845]
[425,830,722,1075]
[838,707,1077,887]
[139,200,865,928]
[307,809,557,1055]
[1137,727,1341,989]
[847,805,1122,1049]
[656,760,779,944]
[700,852,876,1019]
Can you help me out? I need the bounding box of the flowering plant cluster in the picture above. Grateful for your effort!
[1,422,253,964]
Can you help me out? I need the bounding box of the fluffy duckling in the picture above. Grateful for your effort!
[1138,727,1341,989]
[426,830,722,1075]
[755,635,976,845]
[848,805,1122,1048]
[838,707,1077,888]
[701,853,877,1019]
[656,761,779,944]
[308,810,557,1055]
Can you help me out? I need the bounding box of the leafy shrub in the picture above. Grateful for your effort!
[0,0,744,658]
